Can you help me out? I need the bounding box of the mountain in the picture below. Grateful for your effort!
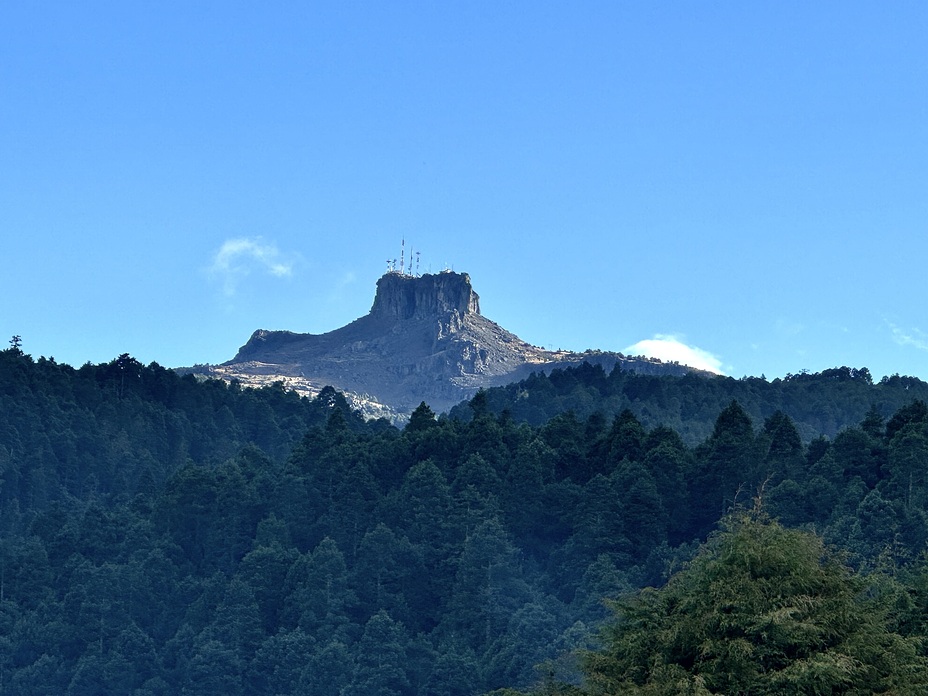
[186,270,708,419]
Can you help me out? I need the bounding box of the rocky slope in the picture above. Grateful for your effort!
[183,271,705,420]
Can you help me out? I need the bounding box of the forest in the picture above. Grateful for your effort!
[451,361,928,443]
[4,344,928,694]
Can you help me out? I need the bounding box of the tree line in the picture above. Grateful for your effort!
[454,362,928,443]
[4,347,928,693]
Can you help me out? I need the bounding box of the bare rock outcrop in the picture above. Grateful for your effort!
[186,271,704,420]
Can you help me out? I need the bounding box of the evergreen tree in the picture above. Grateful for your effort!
[282,537,356,639]
[353,523,424,627]
[521,514,928,695]
[691,401,758,533]
[298,639,355,696]
[447,518,532,650]
[407,401,438,432]
[612,460,667,557]
[604,410,646,467]
[344,611,413,696]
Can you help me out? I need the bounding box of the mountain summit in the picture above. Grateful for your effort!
[190,271,703,419]
[369,270,481,319]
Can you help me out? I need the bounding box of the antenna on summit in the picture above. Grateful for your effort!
[400,238,405,275]
[416,251,421,276]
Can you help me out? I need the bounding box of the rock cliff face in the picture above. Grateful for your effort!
[187,271,704,421]
[370,271,480,319]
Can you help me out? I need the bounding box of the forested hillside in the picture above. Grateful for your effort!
[452,362,928,443]
[4,345,928,694]
[499,513,928,695]
[0,347,370,520]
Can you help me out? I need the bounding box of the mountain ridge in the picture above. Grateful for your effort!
[184,270,710,419]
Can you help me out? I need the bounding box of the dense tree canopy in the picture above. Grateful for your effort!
[451,363,928,444]
[504,515,928,695]
[4,346,928,693]
[593,514,928,694]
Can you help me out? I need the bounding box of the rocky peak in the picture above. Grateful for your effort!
[370,271,481,320]
[187,268,710,422]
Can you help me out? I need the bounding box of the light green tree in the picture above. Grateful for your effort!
[508,513,928,695]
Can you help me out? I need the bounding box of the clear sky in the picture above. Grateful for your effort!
[3,2,927,381]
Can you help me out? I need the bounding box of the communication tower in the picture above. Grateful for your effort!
[390,240,429,276]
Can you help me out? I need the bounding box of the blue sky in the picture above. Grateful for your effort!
[3,2,927,381]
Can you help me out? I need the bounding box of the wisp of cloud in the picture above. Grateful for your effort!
[209,237,294,296]
[890,324,928,353]
[623,334,726,375]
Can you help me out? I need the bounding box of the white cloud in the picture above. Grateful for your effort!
[209,237,294,295]
[890,324,928,352]
[623,334,726,375]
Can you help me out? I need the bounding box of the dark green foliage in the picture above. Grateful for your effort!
[407,401,439,432]
[8,346,928,694]
[604,409,646,466]
[353,524,424,626]
[0,347,360,515]
[690,401,761,534]
[283,537,356,639]
[522,515,928,695]
[451,363,928,444]
[345,611,415,696]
